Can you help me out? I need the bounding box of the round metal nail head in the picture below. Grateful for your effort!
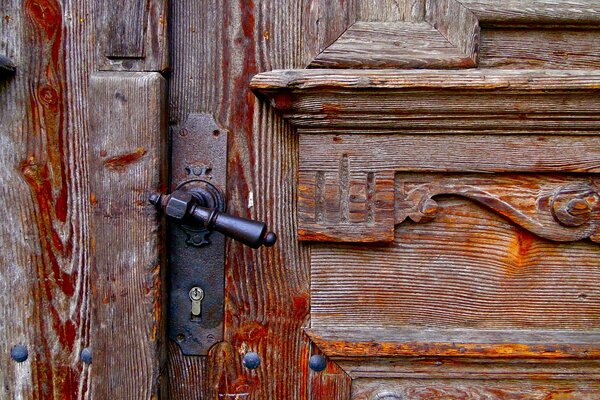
[10,345,28,363]
[309,354,327,372]
[81,348,93,364]
[243,352,261,370]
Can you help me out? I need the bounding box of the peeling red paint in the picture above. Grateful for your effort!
[103,147,147,171]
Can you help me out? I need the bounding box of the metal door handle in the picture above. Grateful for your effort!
[150,190,276,249]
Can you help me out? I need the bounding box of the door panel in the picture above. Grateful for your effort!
[164,0,600,399]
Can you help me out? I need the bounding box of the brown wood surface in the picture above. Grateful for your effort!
[307,328,600,358]
[352,378,600,400]
[310,199,600,330]
[252,69,600,135]
[298,134,600,242]
[309,0,479,69]
[460,0,600,27]
[0,0,94,398]
[96,0,168,72]
[88,72,167,399]
[340,357,600,380]
[480,29,600,69]
[309,22,476,69]
[168,1,346,398]
[425,0,480,64]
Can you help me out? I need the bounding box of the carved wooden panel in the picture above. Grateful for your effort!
[250,2,600,398]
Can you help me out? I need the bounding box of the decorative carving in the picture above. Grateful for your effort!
[395,174,600,243]
[551,185,599,227]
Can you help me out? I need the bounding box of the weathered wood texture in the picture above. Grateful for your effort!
[297,133,600,242]
[0,0,94,398]
[352,378,600,400]
[168,1,333,398]
[166,342,209,399]
[425,0,480,63]
[309,0,479,68]
[309,22,476,68]
[480,29,600,69]
[309,347,352,400]
[89,72,167,399]
[252,69,600,134]
[340,357,600,380]
[310,199,600,329]
[302,0,357,66]
[461,0,600,27]
[96,0,168,72]
[307,328,600,358]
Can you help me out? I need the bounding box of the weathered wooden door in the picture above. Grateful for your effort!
[2,0,600,399]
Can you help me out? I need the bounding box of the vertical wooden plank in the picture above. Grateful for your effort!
[168,0,330,398]
[1,0,94,398]
[89,72,167,399]
[103,0,147,58]
[356,0,423,21]
[96,0,169,72]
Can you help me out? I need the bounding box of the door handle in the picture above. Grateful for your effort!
[150,189,277,249]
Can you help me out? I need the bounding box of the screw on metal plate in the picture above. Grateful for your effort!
[189,286,204,318]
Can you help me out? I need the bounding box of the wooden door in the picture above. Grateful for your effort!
[2,1,599,399]
[166,0,600,398]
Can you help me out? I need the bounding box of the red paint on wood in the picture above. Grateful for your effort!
[103,147,147,171]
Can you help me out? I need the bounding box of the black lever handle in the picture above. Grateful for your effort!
[149,190,277,249]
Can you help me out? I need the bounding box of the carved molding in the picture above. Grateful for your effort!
[251,69,600,135]
[297,156,600,243]
[395,174,600,243]
[306,0,600,69]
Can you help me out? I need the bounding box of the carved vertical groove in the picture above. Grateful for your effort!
[366,172,376,224]
[339,154,350,223]
[316,171,325,224]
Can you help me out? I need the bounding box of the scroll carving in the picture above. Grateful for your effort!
[298,153,600,243]
[395,174,600,243]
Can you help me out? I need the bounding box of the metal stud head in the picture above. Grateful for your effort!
[10,345,28,363]
[81,348,93,364]
[309,354,327,372]
[242,352,261,370]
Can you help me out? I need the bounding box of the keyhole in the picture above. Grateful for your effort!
[189,287,204,320]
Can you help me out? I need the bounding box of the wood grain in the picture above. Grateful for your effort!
[480,28,600,70]
[252,69,600,134]
[168,1,334,398]
[96,0,168,72]
[460,0,600,27]
[309,22,476,69]
[166,341,209,399]
[352,378,600,400]
[89,72,167,399]
[306,328,600,358]
[302,0,357,67]
[0,0,94,397]
[340,357,600,380]
[310,199,600,330]
[355,0,406,22]
[425,0,480,64]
